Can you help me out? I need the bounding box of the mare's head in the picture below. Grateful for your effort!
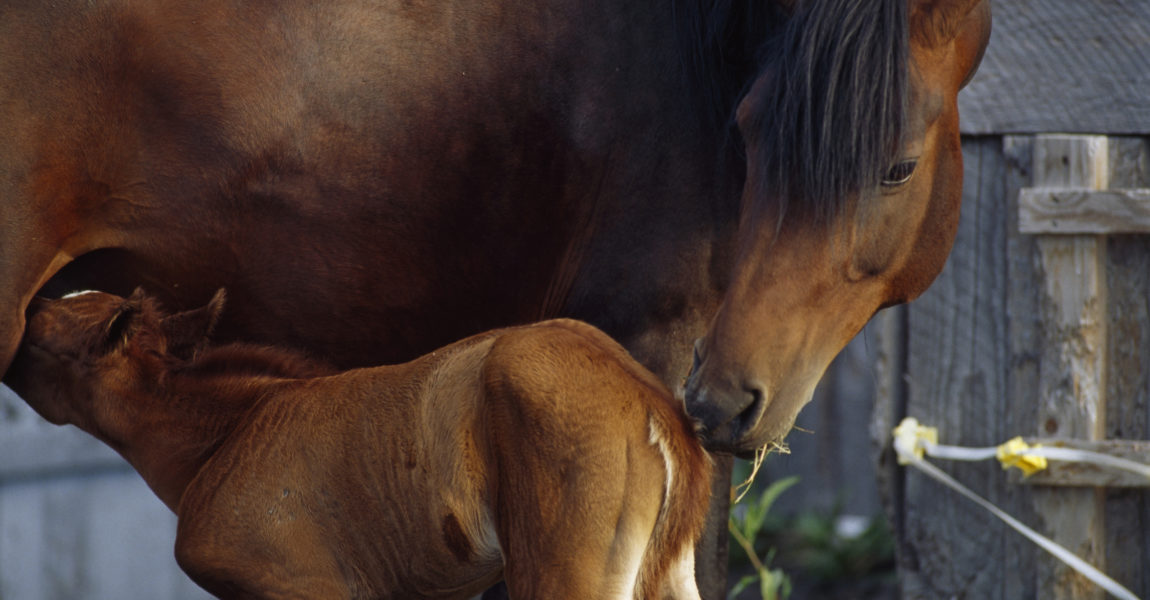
[3,289,225,429]
[685,0,991,454]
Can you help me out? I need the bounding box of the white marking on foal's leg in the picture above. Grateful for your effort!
[61,290,101,299]
[648,418,674,521]
[662,547,702,600]
[609,530,647,600]
[473,504,502,564]
[636,417,692,599]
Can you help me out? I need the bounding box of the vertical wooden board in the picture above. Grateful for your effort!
[0,468,210,600]
[0,384,22,424]
[0,477,47,599]
[82,472,212,600]
[1107,137,1150,189]
[0,475,93,600]
[1030,135,1109,600]
[1103,233,1150,598]
[868,305,908,576]
[1101,136,1150,598]
[1002,135,1042,600]
[895,136,1011,598]
[764,331,883,520]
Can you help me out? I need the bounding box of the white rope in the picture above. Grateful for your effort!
[917,435,1150,481]
[1023,446,1150,480]
[893,418,1143,600]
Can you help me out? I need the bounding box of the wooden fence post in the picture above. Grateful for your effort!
[1029,135,1108,600]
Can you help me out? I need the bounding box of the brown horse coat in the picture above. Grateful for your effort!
[0,1,992,594]
[4,290,711,600]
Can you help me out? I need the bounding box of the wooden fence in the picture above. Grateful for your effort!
[872,134,1150,600]
[871,2,1150,597]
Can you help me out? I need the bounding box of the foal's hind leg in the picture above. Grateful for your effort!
[488,423,661,600]
[659,546,703,600]
[495,435,665,600]
[500,498,654,600]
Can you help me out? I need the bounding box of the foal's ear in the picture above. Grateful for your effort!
[162,289,227,361]
[100,291,146,353]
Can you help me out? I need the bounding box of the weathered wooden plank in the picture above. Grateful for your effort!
[880,135,1150,599]
[1099,136,1150,596]
[1002,134,1044,600]
[1,385,125,478]
[0,425,125,480]
[1010,439,1150,488]
[1030,134,1109,600]
[958,0,1150,134]
[1019,188,1150,234]
[0,470,212,600]
[869,303,907,583]
[762,331,883,519]
[889,136,1013,599]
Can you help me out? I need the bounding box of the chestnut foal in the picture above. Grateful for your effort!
[4,290,711,599]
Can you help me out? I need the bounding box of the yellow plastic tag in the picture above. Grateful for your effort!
[893,417,938,465]
[996,437,1048,476]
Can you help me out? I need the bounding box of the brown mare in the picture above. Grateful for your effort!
[6,289,713,599]
[0,0,991,594]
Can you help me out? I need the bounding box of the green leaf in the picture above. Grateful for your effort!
[759,567,792,600]
[745,475,800,537]
[727,574,759,600]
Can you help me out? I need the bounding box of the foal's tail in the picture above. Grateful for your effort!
[636,402,713,599]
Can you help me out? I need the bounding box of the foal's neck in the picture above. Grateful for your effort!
[114,344,332,512]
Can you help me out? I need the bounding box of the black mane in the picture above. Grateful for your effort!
[678,0,910,222]
[674,0,782,132]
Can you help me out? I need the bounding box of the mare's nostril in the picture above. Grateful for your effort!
[733,384,766,437]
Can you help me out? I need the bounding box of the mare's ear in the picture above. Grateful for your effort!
[162,288,227,361]
[911,0,986,46]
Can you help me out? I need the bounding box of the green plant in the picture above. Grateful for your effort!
[783,507,895,584]
[727,475,799,600]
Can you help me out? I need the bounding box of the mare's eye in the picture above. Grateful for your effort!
[882,159,917,187]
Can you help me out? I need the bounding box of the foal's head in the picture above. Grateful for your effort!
[4,289,225,428]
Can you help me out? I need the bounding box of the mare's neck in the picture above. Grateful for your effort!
[556,1,745,381]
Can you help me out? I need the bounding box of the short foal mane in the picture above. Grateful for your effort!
[678,0,910,222]
[176,343,336,380]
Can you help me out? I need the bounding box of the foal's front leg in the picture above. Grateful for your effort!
[174,520,352,600]
[174,476,356,600]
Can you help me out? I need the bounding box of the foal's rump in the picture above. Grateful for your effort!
[480,320,710,599]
